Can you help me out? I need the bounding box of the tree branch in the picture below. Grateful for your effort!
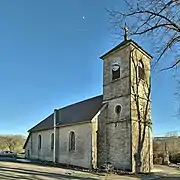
[160,59,180,71]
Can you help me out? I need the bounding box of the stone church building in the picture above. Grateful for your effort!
[24,38,153,172]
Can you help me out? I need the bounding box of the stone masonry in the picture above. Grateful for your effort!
[24,39,153,173]
[98,40,153,172]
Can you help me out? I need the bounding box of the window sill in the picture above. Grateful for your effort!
[112,78,120,83]
[69,150,75,153]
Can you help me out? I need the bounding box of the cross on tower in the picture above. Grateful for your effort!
[124,23,129,41]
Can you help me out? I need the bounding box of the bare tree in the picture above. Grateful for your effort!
[154,133,180,164]
[97,44,153,173]
[130,47,152,173]
[106,0,180,152]
[165,132,180,155]
[0,135,25,152]
[175,80,180,115]
[0,137,7,150]
[3,136,18,151]
[107,0,180,70]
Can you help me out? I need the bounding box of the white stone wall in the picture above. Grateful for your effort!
[91,114,99,169]
[26,129,54,162]
[25,135,31,158]
[58,122,92,169]
[25,122,92,169]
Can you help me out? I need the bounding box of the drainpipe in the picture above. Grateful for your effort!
[53,109,58,163]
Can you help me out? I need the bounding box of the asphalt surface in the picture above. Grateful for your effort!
[0,157,180,180]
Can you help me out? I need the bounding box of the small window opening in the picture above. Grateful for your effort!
[115,105,121,114]
[69,131,75,151]
[112,63,120,80]
[138,61,145,80]
[51,133,54,150]
[38,135,41,150]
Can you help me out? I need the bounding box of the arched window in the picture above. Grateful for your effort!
[138,61,145,80]
[38,135,41,150]
[69,131,75,151]
[51,133,54,150]
[112,63,120,80]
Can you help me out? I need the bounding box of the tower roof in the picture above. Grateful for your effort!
[100,39,152,59]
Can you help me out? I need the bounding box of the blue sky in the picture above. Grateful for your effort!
[0,0,179,136]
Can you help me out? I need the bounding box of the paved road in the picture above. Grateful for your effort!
[0,160,100,180]
[151,165,180,180]
[0,158,180,180]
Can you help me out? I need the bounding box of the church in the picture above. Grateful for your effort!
[24,36,153,173]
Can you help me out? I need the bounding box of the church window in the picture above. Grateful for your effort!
[51,133,54,150]
[112,63,120,80]
[138,61,145,80]
[69,131,75,151]
[115,105,121,114]
[38,135,42,150]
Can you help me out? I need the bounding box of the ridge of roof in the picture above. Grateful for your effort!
[28,94,103,132]
[28,113,53,132]
[100,39,152,59]
[58,94,103,111]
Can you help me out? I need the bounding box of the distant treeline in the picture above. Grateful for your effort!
[0,135,25,153]
[154,136,180,164]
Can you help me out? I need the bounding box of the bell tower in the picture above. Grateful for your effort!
[98,35,153,172]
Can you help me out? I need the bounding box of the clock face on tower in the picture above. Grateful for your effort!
[112,62,120,71]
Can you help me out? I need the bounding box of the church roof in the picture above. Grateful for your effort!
[28,95,103,132]
[100,39,152,59]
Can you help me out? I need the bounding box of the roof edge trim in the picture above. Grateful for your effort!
[100,39,152,60]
